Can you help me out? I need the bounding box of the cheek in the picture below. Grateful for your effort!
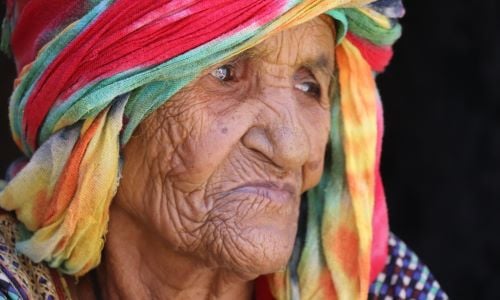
[117,87,260,238]
[166,88,262,192]
[116,111,191,235]
[301,108,331,191]
[167,107,250,192]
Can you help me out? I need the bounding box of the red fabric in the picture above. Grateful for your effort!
[49,268,70,300]
[11,0,284,149]
[254,275,274,300]
[11,0,89,72]
[346,32,393,73]
[4,0,15,22]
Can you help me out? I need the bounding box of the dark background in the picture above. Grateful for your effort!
[378,1,498,299]
[0,1,498,299]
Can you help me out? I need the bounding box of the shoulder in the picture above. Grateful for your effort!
[369,233,448,300]
[0,212,70,300]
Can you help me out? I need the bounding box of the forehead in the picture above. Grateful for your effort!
[251,16,336,68]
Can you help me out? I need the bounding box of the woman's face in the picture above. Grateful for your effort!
[117,16,335,278]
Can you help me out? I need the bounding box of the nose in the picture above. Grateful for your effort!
[242,97,310,171]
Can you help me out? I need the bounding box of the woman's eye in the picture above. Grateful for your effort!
[295,82,321,98]
[211,65,235,82]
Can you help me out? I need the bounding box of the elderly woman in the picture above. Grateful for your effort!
[0,0,446,299]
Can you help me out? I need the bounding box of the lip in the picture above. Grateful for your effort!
[229,181,297,205]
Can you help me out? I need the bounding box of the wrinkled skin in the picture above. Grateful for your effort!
[76,16,336,300]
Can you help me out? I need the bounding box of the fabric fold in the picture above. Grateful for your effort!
[0,95,127,276]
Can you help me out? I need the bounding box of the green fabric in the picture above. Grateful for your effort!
[1,16,11,56]
[343,8,402,45]
[326,9,349,44]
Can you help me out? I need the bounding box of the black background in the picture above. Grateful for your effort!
[0,1,498,299]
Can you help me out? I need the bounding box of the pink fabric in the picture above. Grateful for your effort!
[346,32,393,72]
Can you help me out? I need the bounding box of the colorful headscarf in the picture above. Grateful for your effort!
[0,0,404,299]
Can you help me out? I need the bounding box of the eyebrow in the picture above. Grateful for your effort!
[228,47,264,62]
[303,54,335,77]
[225,49,335,77]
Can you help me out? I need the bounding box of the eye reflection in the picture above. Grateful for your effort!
[295,82,321,98]
[211,65,235,81]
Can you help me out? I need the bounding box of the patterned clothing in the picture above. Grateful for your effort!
[368,234,448,299]
[0,213,70,299]
[0,212,446,299]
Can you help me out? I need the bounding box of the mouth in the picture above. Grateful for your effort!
[229,181,297,205]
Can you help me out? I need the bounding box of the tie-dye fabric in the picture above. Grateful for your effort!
[0,210,447,299]
[0,210,448,300]
[0,0,404,299]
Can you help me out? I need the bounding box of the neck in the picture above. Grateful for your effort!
[76,205,254,300]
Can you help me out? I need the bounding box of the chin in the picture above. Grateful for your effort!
[191,189,302,278]
[217,218,299,279]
